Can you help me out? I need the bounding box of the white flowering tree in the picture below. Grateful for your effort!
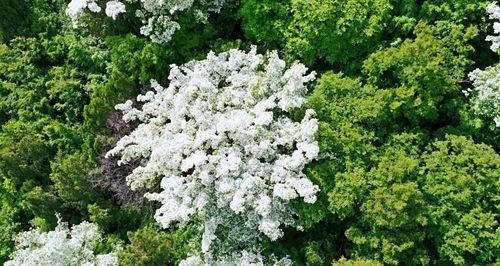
[4,219,119,266]
[66,0,227,43]
[106,47,319,264]
[465,3,500,127]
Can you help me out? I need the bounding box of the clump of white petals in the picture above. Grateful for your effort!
[4,219,119,266]
[67,0,103,28]
[467,65,500,127]
[105,0,126,20]
[107,47,319,263]
[67,0,227,43]
[465,3,500,127]
[486,2,500,52]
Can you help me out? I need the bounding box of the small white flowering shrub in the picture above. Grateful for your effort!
[465,3,500,127]
[107,47,319,263]
[66,0,227,43]
[4,219,119,266]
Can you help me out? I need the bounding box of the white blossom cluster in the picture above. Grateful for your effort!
[486,2,500,52]
[467,64,500,127]
[66,0,227,43]
[107,47,319,263]
[4,219,119,266]
[464,3,500,127]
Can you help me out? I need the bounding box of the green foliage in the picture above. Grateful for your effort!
[319,133,498,265]
[240,0,494,71]
[342,134,430,265]
[240,0,392,68]
[307,72,389,163]
[332,257,383,266]
[420,135,499,264]
[50,152,98,214]
[418,0,490,25]
[0,0,30,43]
[0,35,106,124]
[0,0,73,43]
[0,28,110,263]
[363,22,477,126]
[304,67,499,264]
[0,203,19,262]
[239,0,289,50]
[284,0,392,67]
[119,225,200,266]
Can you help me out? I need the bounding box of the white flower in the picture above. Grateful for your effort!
[258,219,283,241]
[87,2,101,13]
[181,150,208,172]
[290,178,319,203]
[255,195,272,216]
[273,183,298,201]
[67,0,87,16]
[107,48,319,263]
[66,0,88,27]
[105,1,126,20]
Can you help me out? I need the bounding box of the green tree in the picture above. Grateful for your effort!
[420,135,499,265]
[363,22,477,126]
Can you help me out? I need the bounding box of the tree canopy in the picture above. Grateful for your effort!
[0,0,498,265]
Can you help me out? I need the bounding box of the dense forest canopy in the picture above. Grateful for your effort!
[0,0,498,265]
